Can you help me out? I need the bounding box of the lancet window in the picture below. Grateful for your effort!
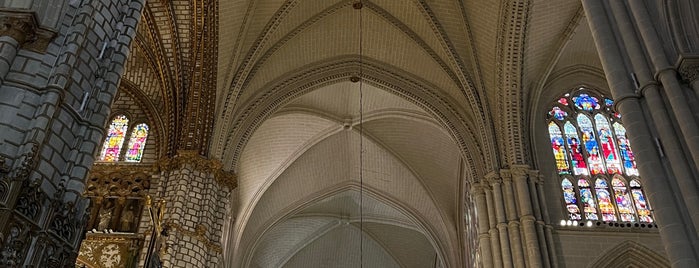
[99,115,149,162]
[547,88,652,223]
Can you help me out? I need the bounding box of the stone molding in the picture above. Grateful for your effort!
[0,8,56,52]
[164,221,222,254]
[156,150,237,189]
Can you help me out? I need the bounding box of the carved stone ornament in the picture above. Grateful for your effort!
[156,150,238,189]
[677,55,699,83]
[0,9,56,53]
[85,164,153,198]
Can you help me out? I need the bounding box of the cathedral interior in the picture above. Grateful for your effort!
[0,0,698,267]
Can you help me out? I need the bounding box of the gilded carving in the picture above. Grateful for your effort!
[76,233,143,268]
[85,164,153,198]
[156,150,237,189]
[164,221,223,254]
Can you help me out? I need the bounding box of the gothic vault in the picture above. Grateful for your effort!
[0,0,698,267]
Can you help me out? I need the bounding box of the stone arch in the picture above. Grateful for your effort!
[587,240,670,268]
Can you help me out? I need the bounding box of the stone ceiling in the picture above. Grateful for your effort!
[117,0,605,266]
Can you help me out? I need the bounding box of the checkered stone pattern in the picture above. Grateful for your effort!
[0,0,144,266]
[159,165,230,267]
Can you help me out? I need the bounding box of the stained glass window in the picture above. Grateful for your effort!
[572,93,600,111]
[562,178,581,220]
[577,114,605,175]
[548,122,570,175]
[612,178,635,222]
[594,114,622,174]
[578,179,598,220]
[630,180,653,223]
[595,179,617,222]
[548,107,568,121]
[125,123,149,162]
[99,115,129,162]
[547,89,652,223]
[564,122,588,176]
[613,123,639,176]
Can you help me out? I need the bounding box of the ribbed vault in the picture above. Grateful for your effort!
[228,81,464,267]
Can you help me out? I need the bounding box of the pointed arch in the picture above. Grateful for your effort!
[588,241,669,268]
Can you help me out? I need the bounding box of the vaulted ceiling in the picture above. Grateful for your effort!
[118,0,605,266]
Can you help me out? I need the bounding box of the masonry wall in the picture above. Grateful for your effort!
[0,0,144,265]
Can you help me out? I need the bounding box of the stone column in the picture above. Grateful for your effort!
[528,171,550,268]
[501,170,526,268]
[488,173,514,268]
[608,0,699,238]
[511,166,543,268]
[626,0,699,173]
[582,0,699,265]
[155,151,236,267]
[484,183,504,268]
[473,182,493,268]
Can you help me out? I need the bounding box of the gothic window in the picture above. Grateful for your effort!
[124,123,149,162]
[99,115,129,162]
[99,116,150,162]
[546,89,653,223]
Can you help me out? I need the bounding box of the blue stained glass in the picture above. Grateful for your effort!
[573,93,601,111]
[578,114,605,175]
[562,179,581,220]
[604,98,614,107]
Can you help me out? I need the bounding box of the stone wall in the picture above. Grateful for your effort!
[0,0,144,265]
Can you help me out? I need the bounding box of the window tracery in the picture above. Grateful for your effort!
[547,89,653,223]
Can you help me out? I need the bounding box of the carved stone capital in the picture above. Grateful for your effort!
[484,171,501,185]
[0,9,56,52]
[509,165,530,179]
[677,55,699,83]
[157,150,237,189]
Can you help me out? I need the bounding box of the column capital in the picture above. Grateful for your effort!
[509,165,530,179]
[677,55,699,83]
[484,171,501,185]
[157,150,238,189]
[0,10,56,52]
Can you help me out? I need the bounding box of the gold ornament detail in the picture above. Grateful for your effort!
[156,150,237,189]
[164,221,223,254]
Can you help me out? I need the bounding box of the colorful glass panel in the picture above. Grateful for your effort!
[604,98,614,107]
[124,123,149,162]
[99,115,129,161]
[577,114,605,175]
[578,179,598,220]
[612,178,636,222]
[595,179,617,222]
[595,114,622,174]
[558,97,569,106]
[563,122,589,176]
[562,179,581,220]
[572,93,600,111]
[548,106,568,121]
[630,180,653,223]
[613,123,639,176]
[549,122,570,174]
